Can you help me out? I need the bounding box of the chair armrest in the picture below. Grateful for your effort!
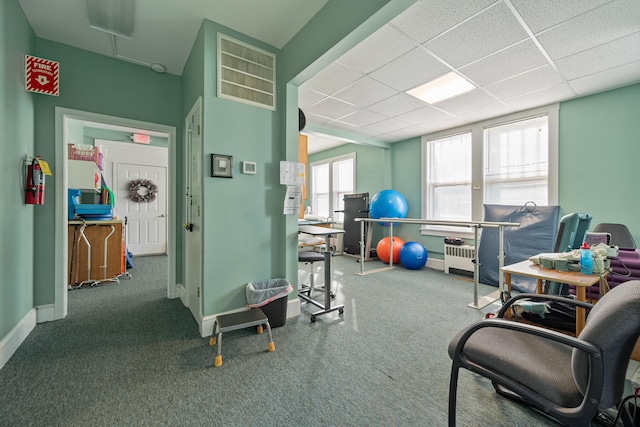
[453,318,600,356]
[496,293,594,319]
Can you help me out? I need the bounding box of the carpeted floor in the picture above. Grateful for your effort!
[0,254,575,426]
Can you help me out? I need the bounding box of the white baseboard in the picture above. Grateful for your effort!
[200,298,302,338]
[0,308,37,371]
[427,258,444,271]
[36,304,55,323]
[177,284,186,306]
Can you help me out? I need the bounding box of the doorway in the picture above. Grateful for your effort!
[54,107,178,320]
[100,140,169,256]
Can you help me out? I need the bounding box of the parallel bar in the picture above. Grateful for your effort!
[354,217,520,309]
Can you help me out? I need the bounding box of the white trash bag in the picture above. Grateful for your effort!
[246,278,293,308]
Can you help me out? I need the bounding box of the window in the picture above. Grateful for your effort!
[422,106,558,235]
[425,132,472,225]
[484,116,548,205]
[311,154,355,222]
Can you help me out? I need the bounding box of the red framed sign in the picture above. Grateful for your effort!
[25,55,59,96]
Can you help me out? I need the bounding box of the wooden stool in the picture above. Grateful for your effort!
[208,309,275,367]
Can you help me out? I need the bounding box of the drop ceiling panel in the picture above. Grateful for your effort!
[339,110,389,127]
[537,0,640,60]
[420,116,467,135]
[306,112,333,126]
[424,2,529,68]
[432,89,498,115]
[568,61,640,96]
[485,65,566,100]
[511,0,611,33]
[459,40,549,87]
[455,102,514,124]
[367,93,426,117]
[394,106,456,127]
[302,62,363,96]
[503,83,576,111]
[390,0,495,44]
[332,77,398,108]
[365,118,411,134]
[386,125,432,140]
[306,97,359,120]
[555,31,640,80]
[298,87,327,110]
[337,25,417,74]
[369,47,450,92]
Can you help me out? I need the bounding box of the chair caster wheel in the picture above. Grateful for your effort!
[330,292,336,299]
[310,316,316,323]
[339,308,344,315]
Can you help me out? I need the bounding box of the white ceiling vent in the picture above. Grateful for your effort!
[217,34,276,111]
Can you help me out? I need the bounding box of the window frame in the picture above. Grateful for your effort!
[421,104,558,237]
[310,152,356,224]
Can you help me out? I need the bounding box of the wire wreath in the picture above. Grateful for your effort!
[128,179,157,203]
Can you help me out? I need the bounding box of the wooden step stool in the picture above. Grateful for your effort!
[209,309,275,367]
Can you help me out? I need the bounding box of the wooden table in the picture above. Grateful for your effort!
[501,260,608,336]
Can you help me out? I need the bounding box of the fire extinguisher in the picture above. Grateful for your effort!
[25,156,45,205]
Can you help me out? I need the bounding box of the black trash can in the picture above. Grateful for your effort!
[246,278,293,328]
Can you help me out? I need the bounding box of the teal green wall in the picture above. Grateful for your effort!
[197,20,283,314]
[0,0,36,339]
[389,83,640,259]
[182,23,205,115]
[309,143,391,197]
[558,83,640,243]
[83,128,169,148]
[32,39,183,305]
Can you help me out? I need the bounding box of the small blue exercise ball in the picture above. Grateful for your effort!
[369,190,408,226]
[399,242,428,270]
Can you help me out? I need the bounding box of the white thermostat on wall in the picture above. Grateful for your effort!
[242,161,257,175]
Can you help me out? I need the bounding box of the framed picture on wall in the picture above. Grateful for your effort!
[211,154,233,178]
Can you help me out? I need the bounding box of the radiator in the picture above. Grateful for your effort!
[444,244,475,274]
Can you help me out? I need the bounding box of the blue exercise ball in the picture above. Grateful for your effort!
[399,242,428,270]
[369,190,408,226]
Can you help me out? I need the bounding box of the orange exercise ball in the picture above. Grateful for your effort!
[376,236,405,264]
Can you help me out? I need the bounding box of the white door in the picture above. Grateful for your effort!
[117,164,167,255]
[184,101,203,321]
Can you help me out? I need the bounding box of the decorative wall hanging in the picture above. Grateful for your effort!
[128,179,158,202]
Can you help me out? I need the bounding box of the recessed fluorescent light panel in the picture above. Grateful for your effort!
[407,72,476,104]
[87,0,135,39]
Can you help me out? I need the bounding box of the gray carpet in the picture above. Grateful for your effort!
[0,254,570,426]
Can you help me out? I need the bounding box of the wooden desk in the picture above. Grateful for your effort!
[298,225,345,322]
[501,260,607,336]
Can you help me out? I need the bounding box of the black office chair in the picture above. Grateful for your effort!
[447,280,640,426]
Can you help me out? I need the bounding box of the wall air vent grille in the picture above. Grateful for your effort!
[217,34,276,111]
